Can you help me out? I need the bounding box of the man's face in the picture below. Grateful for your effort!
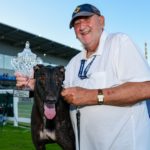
[73,15,104,50]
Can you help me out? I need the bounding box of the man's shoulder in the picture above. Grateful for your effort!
[66,51,83,67]
[108,32,130,42]
[69,51,83,61]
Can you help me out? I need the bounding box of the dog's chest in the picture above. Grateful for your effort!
[39,129,56,141]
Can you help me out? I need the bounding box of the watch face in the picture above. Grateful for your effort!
[97,95,104,104]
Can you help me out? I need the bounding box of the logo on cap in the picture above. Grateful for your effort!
[74,6,80,14]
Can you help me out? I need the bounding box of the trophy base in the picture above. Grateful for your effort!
[13,89,34,98]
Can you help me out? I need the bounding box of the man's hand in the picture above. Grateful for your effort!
[61,87,98,106]
[15,72,35,90]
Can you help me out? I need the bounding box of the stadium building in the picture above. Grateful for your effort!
[0,22,79,89]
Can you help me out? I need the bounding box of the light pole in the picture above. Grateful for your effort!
[145,42,148,60]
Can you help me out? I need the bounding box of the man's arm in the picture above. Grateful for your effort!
[61,81,150,106]
[103,81,150,106]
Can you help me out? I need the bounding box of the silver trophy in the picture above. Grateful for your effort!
[11,41,43,94]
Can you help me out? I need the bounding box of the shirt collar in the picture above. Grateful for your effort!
[96,30,108,56]
[81,30,108,59]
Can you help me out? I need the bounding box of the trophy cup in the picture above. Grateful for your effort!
[11,41,43,97]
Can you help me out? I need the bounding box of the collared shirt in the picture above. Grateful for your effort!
[64,31,150,150]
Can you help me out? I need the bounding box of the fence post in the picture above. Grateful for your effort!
[13,89,30,126]
[13,96,19,127]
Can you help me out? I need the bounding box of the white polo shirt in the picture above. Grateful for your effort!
[64,31,150,150]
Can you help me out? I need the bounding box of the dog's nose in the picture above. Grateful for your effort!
[45,96,57,104]
[45,100,56,104]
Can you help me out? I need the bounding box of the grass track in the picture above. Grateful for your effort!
[0,124,62,150]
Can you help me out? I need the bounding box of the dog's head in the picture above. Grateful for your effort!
[34,64,65,120]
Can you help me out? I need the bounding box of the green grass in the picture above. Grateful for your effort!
[0,124,62,150]
[18,100,33,118]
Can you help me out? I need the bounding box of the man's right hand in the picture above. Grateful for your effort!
[15,72,35,90]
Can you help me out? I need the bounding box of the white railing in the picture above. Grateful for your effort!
[0,89,33,127]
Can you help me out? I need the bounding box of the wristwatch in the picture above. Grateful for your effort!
[97,89,104,105]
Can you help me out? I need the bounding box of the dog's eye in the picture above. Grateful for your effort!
[39,76,46,81]
[54,75,61,86]
[56,81,60,86]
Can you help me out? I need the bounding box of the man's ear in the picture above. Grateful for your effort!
[99,15,105,28]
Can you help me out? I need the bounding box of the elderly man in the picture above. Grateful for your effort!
[61,3,150,150]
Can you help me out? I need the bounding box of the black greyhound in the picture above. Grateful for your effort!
[31,64,75,150]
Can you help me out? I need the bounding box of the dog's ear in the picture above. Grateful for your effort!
[33,64,43,71]
[57,66,65,81]
[33,64,44,79]
[58,66,65,73]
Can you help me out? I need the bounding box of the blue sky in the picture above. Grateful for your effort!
[0,0,150,62]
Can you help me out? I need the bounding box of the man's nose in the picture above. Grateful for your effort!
[79,20,87,30]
